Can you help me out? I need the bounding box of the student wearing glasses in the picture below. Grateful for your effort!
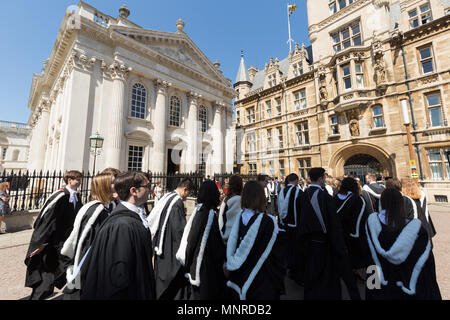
[80,171,156,300]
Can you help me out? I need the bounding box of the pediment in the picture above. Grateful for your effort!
[112,28,228,85]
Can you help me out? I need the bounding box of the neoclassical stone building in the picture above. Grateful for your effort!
[0,121,31,173]
[27,2,235,175]
[235,0,450,202]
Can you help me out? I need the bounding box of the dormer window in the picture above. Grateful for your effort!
[268,74,277,87]
[293,62,303,77]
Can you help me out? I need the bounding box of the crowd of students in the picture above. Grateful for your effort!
[24,167,442,300]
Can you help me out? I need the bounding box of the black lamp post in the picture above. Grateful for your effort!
[89,131,104,174]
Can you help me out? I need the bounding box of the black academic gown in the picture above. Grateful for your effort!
[24,188,82,300]
[227,212,285,300]
[363,183,384,212]
[180,204,227,300]
[334,193,370,269]
[364,213,441,300]
[80,204,156,300]
[296,186,361,300]
[63,202,110,300]
[404,195,437,240]
[153,197,189,300]
[277,185,301,273]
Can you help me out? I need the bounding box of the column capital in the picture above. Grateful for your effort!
[187,91,202,105]
[101,59,132,81]
[69,51,97,73]
[214,101,226,113]
[154,79,172,94]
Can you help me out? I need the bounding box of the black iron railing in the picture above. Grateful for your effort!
[0,170,257,213]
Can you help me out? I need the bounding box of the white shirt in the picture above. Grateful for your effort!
[120,200,150,229]
[241,208,257,226]
[65,186,78,210]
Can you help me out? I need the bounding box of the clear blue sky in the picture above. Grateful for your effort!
[0,0,310,124]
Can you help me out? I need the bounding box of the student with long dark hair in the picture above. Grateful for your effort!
[226,181,285,300]
[218,175,243,243]
[176,180,227,300]
[365,188,441,300]
[334,176,370,280]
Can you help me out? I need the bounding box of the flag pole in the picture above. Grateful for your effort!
[287,3,293,53]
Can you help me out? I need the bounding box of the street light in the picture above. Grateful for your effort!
[89,131,104,174]
[401,99,418,178]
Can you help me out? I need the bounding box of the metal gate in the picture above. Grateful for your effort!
[344,165,376,185]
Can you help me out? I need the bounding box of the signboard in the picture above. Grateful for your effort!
[409,160,416,168]
[411,173,419,178]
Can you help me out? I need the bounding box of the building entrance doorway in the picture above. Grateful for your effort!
[344,154,383,184]
[167,149,182,174]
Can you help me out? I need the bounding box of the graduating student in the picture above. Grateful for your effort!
[176,180,227,300]
[147,178,194,300]
[401,177,437,240]
[24,170,83,300]
[363,173,384,212]
[334,177,370,278]
[277,173,301,275]
[218,175,243,243]
[100,167,121,211]
[365,188,441,300]
[296,168,360,300]
[385,178,415,219]
[60,173,114,300]
[80,172,156,300]
[226,181,285,300]
[267,177,278,215]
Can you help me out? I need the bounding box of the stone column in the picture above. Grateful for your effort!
[185,92,201,172]
[212,101,225,174]
[105,61,131,170]
[152,79,171,173]
[28,100,51,172]
[224,107,234,173]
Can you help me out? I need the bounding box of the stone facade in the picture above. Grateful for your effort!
[27,2,235,175]
[234,0,450,203]
[0,121,31,173]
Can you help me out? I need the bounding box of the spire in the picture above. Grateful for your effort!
[235,50,250,85]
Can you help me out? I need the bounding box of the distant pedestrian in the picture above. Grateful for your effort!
[0,182,11,233]
[25,170,83,300]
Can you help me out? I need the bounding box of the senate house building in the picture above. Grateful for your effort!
[27,2,235,176]
[234,0,450,202]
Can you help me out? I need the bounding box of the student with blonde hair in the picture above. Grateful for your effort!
[61,173,115,299]
[401,177,436,240]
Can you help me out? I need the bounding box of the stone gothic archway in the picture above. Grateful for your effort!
[328,143,396,179]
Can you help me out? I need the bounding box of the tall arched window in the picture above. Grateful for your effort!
[131,83,147,119]
[169,96,181,127]
[199,106,207,133]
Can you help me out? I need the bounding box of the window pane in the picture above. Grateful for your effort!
[428,149,442,161]
[422,60,434,74]
[343,40,351,48]
[355,63,362,73]
[344,77,352,89]
[343,65,350,76]
[420,47,431,59]
[303,122,308,130]
[430,163,443,180]
[332,116,338,124]
[304,132,310,144]
[357,75,364,88]
[342,29,350,40]
[374,117,384,128]
[420,4,430,13]
[332,33,340,43]
[352,24,360,35]
[427,94,440,107]
[305,159,311,167]
[410,19,419,28]
[421,13,432,24]
[339,0,346,10]
[353,36,361,46]
[334,44,341,53]
[430,107,443,126]
[373,106,382,116]
[409,10,417,18]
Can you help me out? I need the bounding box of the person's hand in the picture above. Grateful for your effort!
[29,244,47,258]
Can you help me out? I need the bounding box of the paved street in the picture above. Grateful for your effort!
[0,204,448,300]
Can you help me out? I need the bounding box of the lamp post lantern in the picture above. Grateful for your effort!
[89,131,104,174]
